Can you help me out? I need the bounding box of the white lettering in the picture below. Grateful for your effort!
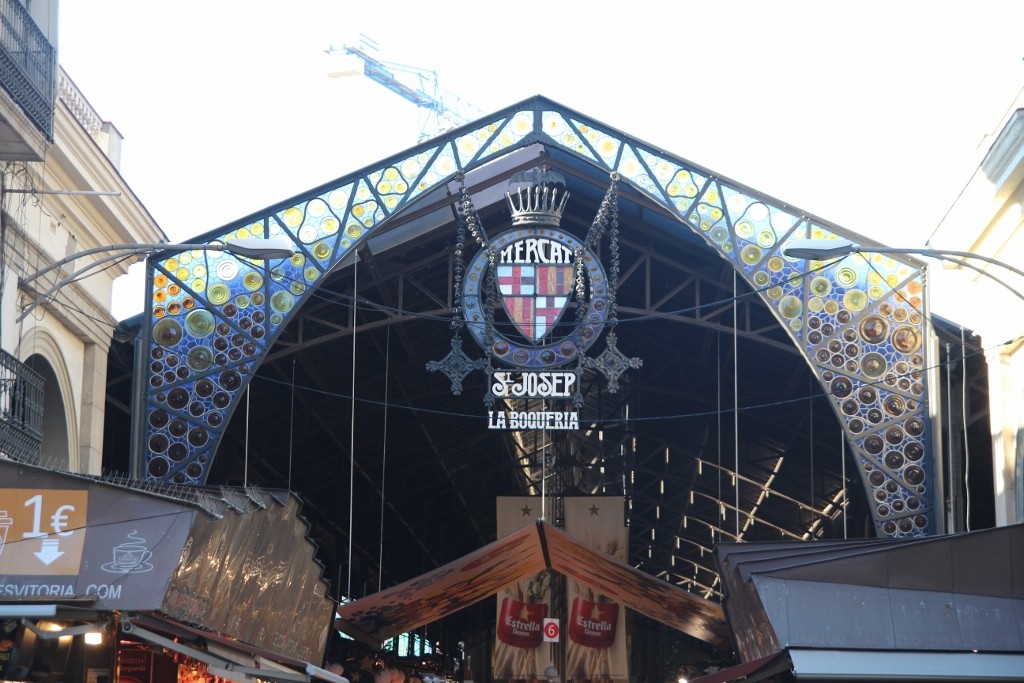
[491,371,577,399]
[575,615,614,634]
[85,583,123,599]
[504,616,541,633]
[0,583,76,596]
[500,238,573,264]
[487,411,579,431]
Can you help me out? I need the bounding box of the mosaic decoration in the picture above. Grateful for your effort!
[134,97,933,538]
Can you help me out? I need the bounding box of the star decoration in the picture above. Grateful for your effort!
[425,337,486,395]
[589,504,600,516]
[521,505,533,517]
[580,331,642,393]
[589,604,603,620]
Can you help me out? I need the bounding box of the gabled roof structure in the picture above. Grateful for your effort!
[102,95,990,667]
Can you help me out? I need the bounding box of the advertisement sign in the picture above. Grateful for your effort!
[563,497,628,682]
[493,498,552,681]
[0,471,192,611]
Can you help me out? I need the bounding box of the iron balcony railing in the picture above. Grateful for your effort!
[0,347,43,463]
[0,0,55,140]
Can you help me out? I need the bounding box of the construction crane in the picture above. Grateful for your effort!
[326,34,483,142]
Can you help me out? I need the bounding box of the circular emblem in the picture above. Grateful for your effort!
[544,619,560,640]
[463,228,608,368]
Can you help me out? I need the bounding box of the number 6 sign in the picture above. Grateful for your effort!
[543,618,560,642]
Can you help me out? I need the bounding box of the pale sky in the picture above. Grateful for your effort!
[57,1,1024,317]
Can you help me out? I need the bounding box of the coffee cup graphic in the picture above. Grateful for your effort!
[113,544,151,569]
[102,530,154,573]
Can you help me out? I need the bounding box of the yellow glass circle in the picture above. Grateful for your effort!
[843,289,868,312]
[741,244,762,265]
[313,242,332,260]
[207,283,230,305]
[283,207,304,227]
[836,267,858,287]
[243,272,264,291]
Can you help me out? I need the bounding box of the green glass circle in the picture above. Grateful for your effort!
[184,309,215,338]
[271,290,295,313]
[810,276,831,297]
[779,295,802,319]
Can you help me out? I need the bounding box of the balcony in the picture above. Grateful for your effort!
[0,0,55,158]
[0,346,43,463]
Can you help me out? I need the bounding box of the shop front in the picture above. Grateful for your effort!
[0,460,339,683]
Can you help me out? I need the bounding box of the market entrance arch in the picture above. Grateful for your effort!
[127,96,937,582]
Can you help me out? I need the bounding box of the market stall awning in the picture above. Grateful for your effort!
[713,523,1024,674]
[335,519,728,647]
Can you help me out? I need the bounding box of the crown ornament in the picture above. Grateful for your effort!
[506,168,569,227]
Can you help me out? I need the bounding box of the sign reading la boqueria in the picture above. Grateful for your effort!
[427,168,641,430]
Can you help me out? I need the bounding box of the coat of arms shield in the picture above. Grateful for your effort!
[497,262,574,342]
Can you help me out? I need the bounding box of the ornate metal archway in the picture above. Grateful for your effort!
[131,96,936,539]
